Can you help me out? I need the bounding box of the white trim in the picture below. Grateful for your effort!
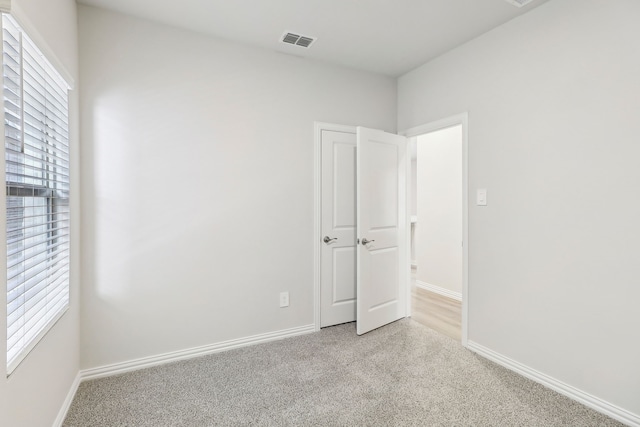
[398,130,410,321]
[80,324,315,381]
[404,136,412,318]
[0,0,10,13]
[402,113,469,138]
[398,152,418,317]
[415,280,462,301]
[461,115,469,347]
[313,122,357,332]
[52,372,81,427]
[400,112,469,347]
[468,341,640,427]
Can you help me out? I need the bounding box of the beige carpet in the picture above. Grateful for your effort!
[64,319,622,426]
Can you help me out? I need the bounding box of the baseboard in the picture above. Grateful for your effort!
[80,324,315,381]
[52,372,81,427]
[415,280,462,301]
[467,341,640,427]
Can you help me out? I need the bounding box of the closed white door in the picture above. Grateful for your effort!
[320,130,357,327]
[356,126,407,335]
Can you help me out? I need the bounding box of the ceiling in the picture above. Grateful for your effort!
[77,0,548,76]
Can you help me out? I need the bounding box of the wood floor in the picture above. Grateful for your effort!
[411,271,462,341]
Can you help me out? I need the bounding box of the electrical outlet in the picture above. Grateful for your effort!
[279,292,289,308]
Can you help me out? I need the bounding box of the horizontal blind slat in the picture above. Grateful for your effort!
[7,244,70,282]
[7,219,70,241]
[8,288,69,349]
[7,264,69,318]
[23,128,70,155]
[22,83,68,128]
[6,253,70,298]
[6,151,71,172]
[7,229,70,258]
[7,240,69,276]
[7,255,69,303]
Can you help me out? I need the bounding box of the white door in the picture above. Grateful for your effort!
[320,130,357,327]
[356,126,407,335]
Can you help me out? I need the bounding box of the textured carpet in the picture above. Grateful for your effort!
[64,319,622,426]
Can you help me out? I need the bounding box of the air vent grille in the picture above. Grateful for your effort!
[281,32,317,48]
[504,0,536,7]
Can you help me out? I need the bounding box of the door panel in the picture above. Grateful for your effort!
[333,247,356,303]
[334,143,356,228]
[369,248,398,308]
[356,127,407,335]
[367,142,398,229]
[321,130,357,327]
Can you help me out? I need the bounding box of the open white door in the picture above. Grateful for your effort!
[356,126,407,335]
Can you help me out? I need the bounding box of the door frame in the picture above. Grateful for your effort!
[400,112,469,347]
[313,122,357,331]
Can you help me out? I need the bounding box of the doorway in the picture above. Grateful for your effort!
[411,125,462,340]
[403,114,469,346]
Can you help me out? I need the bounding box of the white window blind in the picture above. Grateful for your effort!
[3,14,70,374]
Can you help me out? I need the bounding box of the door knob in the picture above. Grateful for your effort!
[323,236,338,244]
[361,238,375,245]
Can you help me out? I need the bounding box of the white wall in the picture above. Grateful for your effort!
[0,0,80,426]
[78,6,396,369]
[415,126,462,294]
[399,0,640,418]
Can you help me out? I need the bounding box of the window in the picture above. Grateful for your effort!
[3,14,71,373]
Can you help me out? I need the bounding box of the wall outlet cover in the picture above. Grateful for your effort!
[477,189,487,206]
[279,292,290,308]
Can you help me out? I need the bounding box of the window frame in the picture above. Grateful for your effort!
[2,12,72,375]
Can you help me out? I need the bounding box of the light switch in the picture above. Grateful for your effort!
[280,292,289,308]
[477,189,487,206]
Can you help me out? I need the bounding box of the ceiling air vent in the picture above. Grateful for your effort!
[281,32,317,48]
[504,0,536,6]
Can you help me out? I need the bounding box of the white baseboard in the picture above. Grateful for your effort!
[80,324,315,381]
[467,341,640,427]
[415,280,462,301]
[52,372,81,427]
